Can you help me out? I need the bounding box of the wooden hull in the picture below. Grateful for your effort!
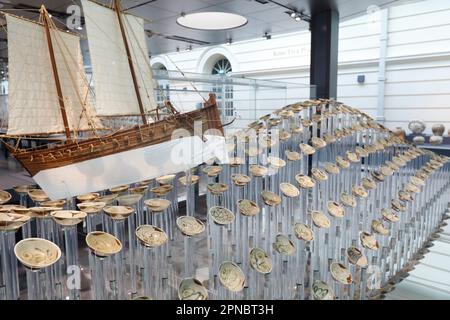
[9,104,223,177]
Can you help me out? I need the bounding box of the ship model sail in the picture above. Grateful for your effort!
[1,1,225,200]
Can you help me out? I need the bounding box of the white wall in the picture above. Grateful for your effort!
[152,0,450,135]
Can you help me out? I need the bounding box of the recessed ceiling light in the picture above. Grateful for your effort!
[177,12,248,31]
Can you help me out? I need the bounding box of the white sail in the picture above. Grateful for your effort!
[6,14,101,135]
[81,0,157,116]
[123,13,158,113]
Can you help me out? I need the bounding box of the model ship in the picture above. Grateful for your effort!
[1,1,225,199]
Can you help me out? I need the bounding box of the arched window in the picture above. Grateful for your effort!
[211,58,234,117]
[212,58,232,76]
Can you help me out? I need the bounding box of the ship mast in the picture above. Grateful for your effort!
[113,0,148,125]
[40,5,72,142]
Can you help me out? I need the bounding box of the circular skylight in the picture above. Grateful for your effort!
[177,12,248,30]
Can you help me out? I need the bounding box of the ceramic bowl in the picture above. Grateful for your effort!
[28,189,49,202]
[117,194,143,206]
[176,216,205,237]
[103,206,134,220]
[0,212,30,231]
[14,238,61,269]
[273,234,296,255]
[209,206,235,225]
[0,190,12,205]
[135,225,168,248]
[86,231,122,257]
[280,183,299,198]
[294,222,314,242]
[261,191,281,206]
[77,201,106,214]
[178,278,208,300]
[50,210,87,226]
[144,199,171,212]
[330,262,353,284]
[249,247,273,274]
[77,192,100,202]
[218,261,245,292]
[237,199,259,217]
